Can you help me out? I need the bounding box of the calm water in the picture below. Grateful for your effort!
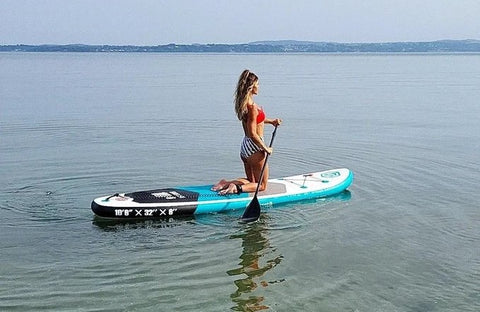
[1,53,479,311]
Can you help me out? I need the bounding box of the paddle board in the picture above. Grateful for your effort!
[91,168,353,219]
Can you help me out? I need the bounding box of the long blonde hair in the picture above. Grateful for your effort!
[234,69,258,120]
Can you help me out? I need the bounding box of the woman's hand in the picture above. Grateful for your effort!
[264,147,273,155]
[271,118,282,127]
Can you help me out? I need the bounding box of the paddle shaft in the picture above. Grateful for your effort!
[241,125,278,222]
[251,125,278,198]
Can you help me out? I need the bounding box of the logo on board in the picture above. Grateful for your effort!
[152,191,186,200]
[320,171,340,178]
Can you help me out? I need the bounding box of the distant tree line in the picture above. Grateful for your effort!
[1,40,480,53]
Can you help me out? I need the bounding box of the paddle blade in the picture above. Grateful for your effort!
[241,196,261,222]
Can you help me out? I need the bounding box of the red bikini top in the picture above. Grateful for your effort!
[256,107,266,124]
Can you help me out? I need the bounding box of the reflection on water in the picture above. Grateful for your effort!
[92,215,195,232]
[228,218,284,311]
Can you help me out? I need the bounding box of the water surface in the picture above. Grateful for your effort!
[1,53,479,311]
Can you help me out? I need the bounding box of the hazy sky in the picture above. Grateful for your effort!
[1,0,479,45]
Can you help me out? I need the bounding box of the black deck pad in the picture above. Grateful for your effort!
[125,188,199,204]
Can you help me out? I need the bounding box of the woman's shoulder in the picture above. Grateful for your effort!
[243,103,258,120]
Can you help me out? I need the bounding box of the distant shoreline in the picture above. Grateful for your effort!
[1,40,480,53]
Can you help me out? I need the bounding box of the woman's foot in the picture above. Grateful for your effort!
[211,179,229,191]
[218,183,239,195]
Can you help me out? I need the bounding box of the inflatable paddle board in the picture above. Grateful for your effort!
[91,168,353,219]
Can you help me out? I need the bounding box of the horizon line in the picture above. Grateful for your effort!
[2,38,480,46]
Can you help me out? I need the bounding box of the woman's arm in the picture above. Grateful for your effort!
[265,118,282,126]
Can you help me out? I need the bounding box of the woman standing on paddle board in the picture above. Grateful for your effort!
[212,70,282,195]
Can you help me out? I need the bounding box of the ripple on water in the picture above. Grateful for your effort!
[1,169,140,228]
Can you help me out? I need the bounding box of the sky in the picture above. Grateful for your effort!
[1,0,479,45]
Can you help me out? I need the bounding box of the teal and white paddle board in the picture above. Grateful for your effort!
[91,168,353,218]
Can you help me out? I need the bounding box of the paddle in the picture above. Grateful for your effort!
[241,125,278,222]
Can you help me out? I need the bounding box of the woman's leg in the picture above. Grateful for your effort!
[219,151,268,194]
[243,151,269,192]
